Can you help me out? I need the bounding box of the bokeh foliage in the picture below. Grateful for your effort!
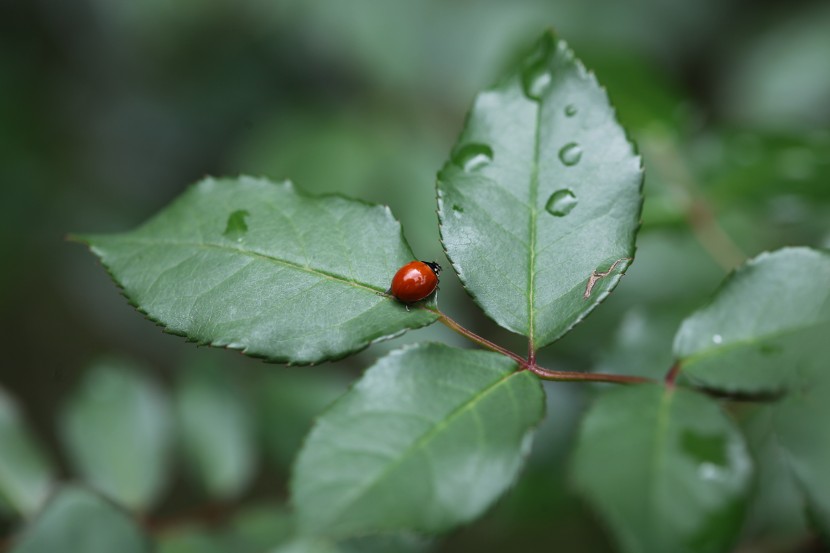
[2,0,830,551]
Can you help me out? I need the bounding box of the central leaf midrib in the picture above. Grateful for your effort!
[109,237,385,294]
[527,95,543,350]
[646,388,675,550]
[323,368,524,531]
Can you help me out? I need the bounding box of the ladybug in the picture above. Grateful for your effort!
[389,261,441,304]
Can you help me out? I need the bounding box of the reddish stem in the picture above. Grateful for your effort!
[434,310,527,366]
[528,364,654,384]
[665,362,681,387]
[431,308,655,385]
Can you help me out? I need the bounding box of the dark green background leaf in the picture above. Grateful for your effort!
[572,384,752,553]
[740,408,809,548]
[256,369,349,469]
[437,31,643,351]
[673,247,830,392]
[175,363,256,499]
[59,359,172,511]
[291,343,544,536]
[0,388,54,517]
[764,370,830,534]
[76,177,438,365]
[10,486,150,553]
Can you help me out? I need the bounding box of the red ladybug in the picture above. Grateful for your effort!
[389,261,441,303]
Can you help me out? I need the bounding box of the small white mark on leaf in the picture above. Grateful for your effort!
[584,258,632,299]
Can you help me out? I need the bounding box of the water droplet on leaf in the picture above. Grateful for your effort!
[697,463,723,482]
[564,104,578,117]
[712,334,723,345]
[452,204,464,214]
[223,209,250,241]
[452,143,493,172]
[521,65,552,101]
[545,189,578,217]
[520,33,555,101]
[558,143,582,166]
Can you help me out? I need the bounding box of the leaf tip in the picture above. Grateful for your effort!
[65,232,88,245]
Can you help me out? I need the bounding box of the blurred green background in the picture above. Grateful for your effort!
[1,0,829,551]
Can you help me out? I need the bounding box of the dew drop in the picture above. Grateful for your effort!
[223,209,250,241]
[558,142,582,166]
[564,104,578,117]
[698,463,724,482]
[712,334,723,345]
[521,63,552,101]
[545,189,578,217]
[452,143,493,172]
[451,204,464,214]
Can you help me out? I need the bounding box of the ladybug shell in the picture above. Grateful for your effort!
[390,261,439,303]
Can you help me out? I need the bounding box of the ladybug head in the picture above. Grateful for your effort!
[422,261,442,277]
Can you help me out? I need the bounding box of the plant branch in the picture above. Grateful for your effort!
[528,364,654,384]
[664,362,681,387]
[430,307,655,385]
[432,309,527,366]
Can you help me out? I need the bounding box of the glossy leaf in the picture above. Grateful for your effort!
[75,177,438,365]
[59,360,172,511]
[572,385,752,553]
[437,31,643,351]
[291,343,544,536]
[673,247,830,392]
[0,388,54,516]
[175,364,257,499]
[10,486,150,553]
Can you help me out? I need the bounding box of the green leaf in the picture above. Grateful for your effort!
[224,503,295,553]
[10,486,150,553]
[256,368,349,469]
[75,177,438,365]
[271,539,339,553]
[175,363,256,499]
[740,408,809,547]
[673,247,830,392]
[157,527,225,553]
[437,31,643,351]
[572,385,752,553]
[0,388,54,517]
[765,371,830,534]
[156,505,295,553]
[270,534,429,553]
[291,343,544,536]
[59,359,172,511]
